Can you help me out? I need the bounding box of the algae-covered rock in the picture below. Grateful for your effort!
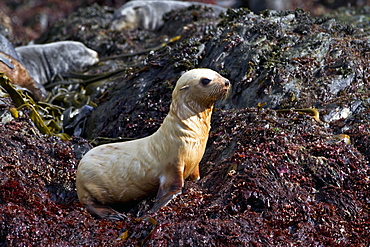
[201,8,368,114]
[80,5,226,139]
[82,7,370,141]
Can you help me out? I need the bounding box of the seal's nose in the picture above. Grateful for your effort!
[225,80,230,87]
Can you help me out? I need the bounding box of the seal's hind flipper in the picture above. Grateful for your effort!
[84,201,124,220]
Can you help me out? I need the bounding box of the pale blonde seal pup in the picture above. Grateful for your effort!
[76,68,230,219]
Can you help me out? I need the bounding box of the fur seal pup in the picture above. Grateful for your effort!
[15,41,99,86]
[76,68,231,219]
[0,34,44,100]
[0,51,45,100]
[110,0,226,31]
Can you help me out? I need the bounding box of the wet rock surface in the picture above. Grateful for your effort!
[42,5,370,140]
[202,8,368,111]
[1,2,370,246]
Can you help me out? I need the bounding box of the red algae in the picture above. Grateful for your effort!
[119,108,370,246]
[0,119,128,246]
[1,97,369,246]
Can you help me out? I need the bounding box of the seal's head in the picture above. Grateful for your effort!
[173,68,231,108]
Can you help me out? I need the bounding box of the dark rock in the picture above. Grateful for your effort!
[82,7,370,143]
[81,5,224,139]
[201,8,367,115]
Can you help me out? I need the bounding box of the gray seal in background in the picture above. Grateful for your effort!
[111,0,227,31]
[15,41,99,86]
[248,0,290,13]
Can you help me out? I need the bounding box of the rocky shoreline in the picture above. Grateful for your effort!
[1,2,369,246]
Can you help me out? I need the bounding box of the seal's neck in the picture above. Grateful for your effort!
[166,98,213,134]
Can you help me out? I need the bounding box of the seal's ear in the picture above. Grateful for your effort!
[180,85,189,91]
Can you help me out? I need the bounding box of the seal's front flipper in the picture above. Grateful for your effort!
[84,201,125,220]
[151,170,184,212]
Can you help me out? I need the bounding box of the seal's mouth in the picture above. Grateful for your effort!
[208,83,231,104]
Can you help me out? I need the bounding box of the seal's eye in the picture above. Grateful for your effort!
[201,78,211,85]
